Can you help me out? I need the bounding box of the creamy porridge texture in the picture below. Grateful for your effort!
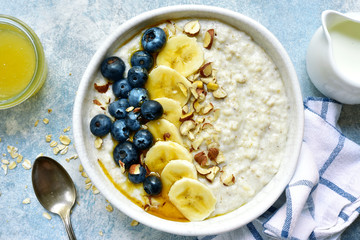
[88,19,289,220]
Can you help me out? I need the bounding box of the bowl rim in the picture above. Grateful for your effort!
[73,4,304,236]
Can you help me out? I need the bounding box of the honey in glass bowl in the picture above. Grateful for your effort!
[0,15,47,109]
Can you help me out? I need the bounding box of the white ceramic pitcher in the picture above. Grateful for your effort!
[307,10,360,104]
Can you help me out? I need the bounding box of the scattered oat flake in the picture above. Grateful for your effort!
[63,126,71,133]
[43,118,49,124]
[34,120,39,127]
[16,155,23,163]
[79,164,84,172]
[131,220,139,226]
[81,171,88,178]
[85,183,92,190]
[22,198,31,204]
[105,204,113,212]
[92,185,100,194]
[85,178,91,184]
[60,146,68,155]
[59,135,71,145]
[46,134,52,142]
[94,137,103,149]
[1,165,8,175]
[50,141,58,147]
[8,161,16,170]
[1,159,9,165]
[53,147,60,155]
[0,138,1,142]
[7,146,19,158]
[99,231,103,236]
[43,212,52,220]
[57,144,66,151]
[22,159,32,170]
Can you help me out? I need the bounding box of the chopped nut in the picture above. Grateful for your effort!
[201,123,214,130]
[199,62,212,77]
[190,85,199,99]
[47,109,52,113]
[85,183,92,190]
[213,109,220,121]
[43,212,52,220]
[59,135,71,145]
[187,131,195,141]
[166,22,176,35]
[180,111,194,122]
[163,132,171,140]
[193,100,204,113]
[203,29,215,49]
[119,161,126,173]
[63,127,71,133]
[105,204,113,212]
[43,118,49,124]
[22,159,32,170]
[22,198,31,204]
[195,164,212,175]
[93,99,102,106]
[215,151,225,164]
[207,82,219,91]
[182,105,189,114]
[94,82,110,93]
[191,136,204,150]
[202,103,214,115]
[81,171,88,178]
[8,161,16,170]
[208,148,219,161]
[220,171,235,186]
[79,164,84,172]
[85,178,91,184]
[131,220,139,227]
[194,151,208,166]
[95,137,103,149]
[45,134,52,142]
[193,80,203,89]
[34,120,39,127]
[184,20,201,35]
[205,166,220,182]
[212,86,227,99]
[177,82,189,98]
[179,120,196,136]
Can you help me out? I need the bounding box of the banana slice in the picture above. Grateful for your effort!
[144,141,192,173]
[157,35,204,77]
[146,65,191,106]
[168,178,216,221]
[154,97,182,128]
[146,119,183,145]
[161,160,197,196]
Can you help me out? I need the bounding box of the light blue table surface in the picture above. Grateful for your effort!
[1,1,360,239]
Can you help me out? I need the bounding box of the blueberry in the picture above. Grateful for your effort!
[133,129,153,150]
[108,99,129,119]
[143,175,162,195]
[100,56,125,81]
[113,141,138,169]
[128,88,149,107]
[141,27,166,53]
[130,50,154,71]
[89,114,112,137]
[127,66,148,88]
[113,78,132,98]
[141,100,163,120]
[125,111,141,131]
[110,119,130,143]
[128,164,146,184]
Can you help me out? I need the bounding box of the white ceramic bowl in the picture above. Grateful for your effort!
[73,5,303,236]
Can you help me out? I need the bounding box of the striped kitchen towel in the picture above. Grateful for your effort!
[200,97,360,240]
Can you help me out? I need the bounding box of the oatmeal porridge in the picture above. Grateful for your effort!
[88,19,289,221]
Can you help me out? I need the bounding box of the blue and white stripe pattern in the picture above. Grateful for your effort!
[199,97,360,240]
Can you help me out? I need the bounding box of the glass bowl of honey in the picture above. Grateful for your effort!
[0,15,47,109]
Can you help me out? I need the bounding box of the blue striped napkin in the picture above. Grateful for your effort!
[200,97,360,240]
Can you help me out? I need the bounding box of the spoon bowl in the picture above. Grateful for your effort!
[32,156,77,240]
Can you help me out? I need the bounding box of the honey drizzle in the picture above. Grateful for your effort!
[98,159,188,222]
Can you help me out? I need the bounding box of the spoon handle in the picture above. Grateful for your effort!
[60,209,76,240]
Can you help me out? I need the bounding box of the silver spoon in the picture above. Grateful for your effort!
[32,156,77,240]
